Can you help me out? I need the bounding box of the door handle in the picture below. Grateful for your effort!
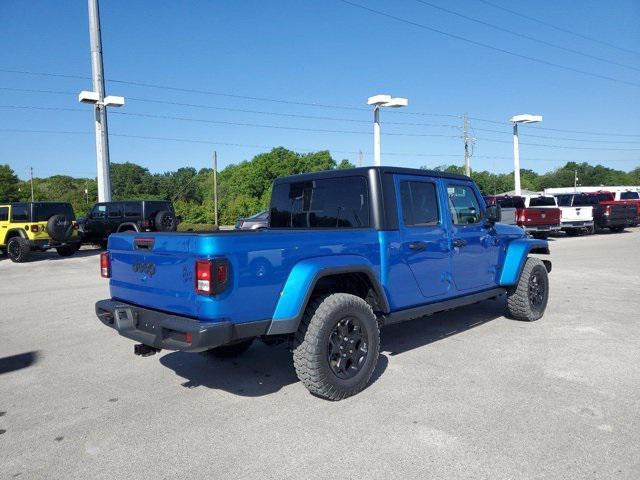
[452,238,467,248]
[407,241,427,251]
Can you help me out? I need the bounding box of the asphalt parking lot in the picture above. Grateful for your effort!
[1,229,639,479]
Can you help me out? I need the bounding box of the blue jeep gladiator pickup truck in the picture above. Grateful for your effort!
[96,167,551,400]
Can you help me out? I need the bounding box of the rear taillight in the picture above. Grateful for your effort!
[516,209,526,224]
[196,258,229,295]
[604,205,611,216]
[142,220,151,229]
[30,224,40,233]
[100,252,111,278]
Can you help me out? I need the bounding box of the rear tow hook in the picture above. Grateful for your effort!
[134,344,161,357]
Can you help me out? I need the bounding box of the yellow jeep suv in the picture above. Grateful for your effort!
[0,202,81,263]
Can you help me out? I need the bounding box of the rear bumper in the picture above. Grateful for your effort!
[523,225,561,233]
[597,217,636,228]
[95,299,270,352]
[560,221,593,229]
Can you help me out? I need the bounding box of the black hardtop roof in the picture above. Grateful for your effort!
[273,166,470,184]
[2,201,72,206]
[93,199,171,204]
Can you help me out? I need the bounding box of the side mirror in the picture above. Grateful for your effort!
[485,204,501,225]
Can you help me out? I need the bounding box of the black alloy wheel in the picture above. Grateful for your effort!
[327,316,368,380]
[528,270,546,310]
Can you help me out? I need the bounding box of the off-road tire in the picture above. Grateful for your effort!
[56,244,79,257]
[7,237,30,263]
[154,210,177,232]
[203,339,254,358]
[46,214,73,242]
[506,257,549,322]
[293,293,380,401]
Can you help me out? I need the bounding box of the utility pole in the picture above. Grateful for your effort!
[574,170,578,191]
[463,113,471,177]
[29,167,34,202]
[213,151,219,228]
[358,149,363,167]
[87,0,112,202]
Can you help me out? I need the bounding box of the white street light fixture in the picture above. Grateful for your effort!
[78,0,126,203]
[510,113,543,196]
[367,94,408,166]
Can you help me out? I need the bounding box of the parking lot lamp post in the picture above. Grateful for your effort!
[78,0,125,202]
[367,95,408,166]
[510,114,543,196]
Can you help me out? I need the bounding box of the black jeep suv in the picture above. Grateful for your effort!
[79,200,177,247]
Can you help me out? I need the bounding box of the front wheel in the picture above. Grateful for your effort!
[56,244,79,257]
[293,293,380,401]
[506,257,549,322]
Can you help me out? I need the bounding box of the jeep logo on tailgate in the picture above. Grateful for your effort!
[132,262,156,277]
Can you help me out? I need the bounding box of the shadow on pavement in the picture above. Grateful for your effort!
[0,351,40,375]
[160,298,505,397]
[19,247,101,263]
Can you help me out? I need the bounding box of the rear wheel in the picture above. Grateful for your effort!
[506,257,549,322]
[56,243,79,257]
[293,293,380,401]
[7,237,30,263]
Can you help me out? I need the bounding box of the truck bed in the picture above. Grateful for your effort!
[107,229,383,323]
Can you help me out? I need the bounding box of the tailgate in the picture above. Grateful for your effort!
[522,208,561,225]
[560,206,592,222]
[108,233,200,318]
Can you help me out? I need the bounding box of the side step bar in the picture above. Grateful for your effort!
[381,287,506,326]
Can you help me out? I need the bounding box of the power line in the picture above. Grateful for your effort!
[475,136,640,151]
[1,128,638,165]
[336,0,640,87]
[1,78,639,138]
[413,0,640,72]
[477,0,640,57]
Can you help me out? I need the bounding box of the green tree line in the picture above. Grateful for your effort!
[1,149,638,225]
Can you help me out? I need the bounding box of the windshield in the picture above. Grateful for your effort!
[529,196,556,207]
[33,203,75,221]
[248,211,268,220]
[621,191,640,200]
[555,195,572,207]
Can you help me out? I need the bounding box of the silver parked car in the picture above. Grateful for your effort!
[235,210,269,230]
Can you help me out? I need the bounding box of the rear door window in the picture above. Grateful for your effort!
[11,203,29,222]
[270,176,369,228]
[124,202,142,217]
[0,206,8,221]
[108,203,123,218]
[529,196,556,207]
[555,195,572,207]
[33,203,75,221]
[399,181,439,226]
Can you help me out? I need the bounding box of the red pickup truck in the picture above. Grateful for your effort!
[484,195,561,239]
[588,191,639,230]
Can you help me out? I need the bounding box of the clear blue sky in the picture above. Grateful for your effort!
[1,0,639,180]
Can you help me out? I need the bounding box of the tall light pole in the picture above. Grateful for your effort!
[367,94,408,166]
[510,114,543,196]
[78,0,124,202]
